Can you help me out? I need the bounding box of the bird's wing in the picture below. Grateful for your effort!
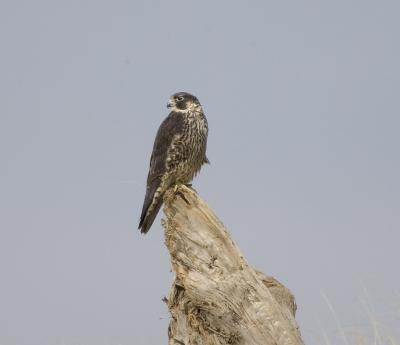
[147,111,185,184]
[139,112,185,233]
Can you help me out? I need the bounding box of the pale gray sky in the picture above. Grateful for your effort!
[1,1,399,344]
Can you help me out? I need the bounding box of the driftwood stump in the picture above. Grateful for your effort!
[162,186,304,345]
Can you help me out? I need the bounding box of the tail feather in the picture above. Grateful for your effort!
[139,178,164,234]
[139,196,163,234]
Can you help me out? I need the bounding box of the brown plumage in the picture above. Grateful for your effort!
[138,92,209,234]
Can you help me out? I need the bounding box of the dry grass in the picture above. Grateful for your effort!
[307,289,400,345]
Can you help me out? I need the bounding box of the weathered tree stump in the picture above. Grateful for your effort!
[162,185,304,345]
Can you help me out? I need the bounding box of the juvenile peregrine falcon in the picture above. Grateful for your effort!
[138,92,209,234]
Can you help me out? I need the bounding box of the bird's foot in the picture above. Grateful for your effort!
[185,183,198,193]
[173,184,190,205]
[173,183,192,192]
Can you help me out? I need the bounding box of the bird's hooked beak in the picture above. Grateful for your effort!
[167,99,173,109]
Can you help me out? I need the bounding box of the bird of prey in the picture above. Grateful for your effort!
[138,92,209,234]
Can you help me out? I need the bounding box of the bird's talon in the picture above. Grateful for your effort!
[176,191,190,205]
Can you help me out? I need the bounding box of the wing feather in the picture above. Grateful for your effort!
[138,112,185,233]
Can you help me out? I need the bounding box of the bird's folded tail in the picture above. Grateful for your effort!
[139,179,164,234]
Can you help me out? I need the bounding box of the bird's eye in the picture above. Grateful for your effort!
[176,96,184,102]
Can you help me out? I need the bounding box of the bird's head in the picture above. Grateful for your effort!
[167,92,202,112]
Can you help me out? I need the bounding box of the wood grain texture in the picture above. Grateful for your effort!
[162,186,304,345]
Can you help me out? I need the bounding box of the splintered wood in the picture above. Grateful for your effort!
[162,186,304,345]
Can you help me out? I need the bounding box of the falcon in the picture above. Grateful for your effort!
[138,92,209,234]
